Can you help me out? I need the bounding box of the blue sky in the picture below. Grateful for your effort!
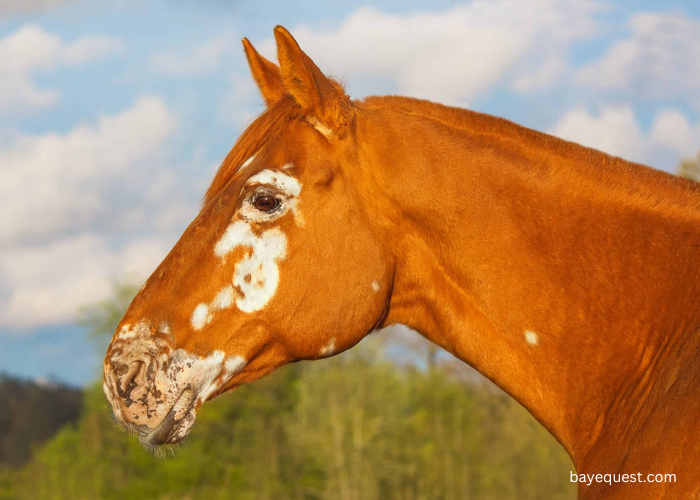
[1,0,699,386]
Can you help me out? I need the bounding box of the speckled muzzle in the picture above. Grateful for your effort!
[103,321,246,447]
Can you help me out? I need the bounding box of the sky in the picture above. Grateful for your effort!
[1,0,700,386]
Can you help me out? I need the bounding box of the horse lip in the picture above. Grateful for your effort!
[139,388,196,446]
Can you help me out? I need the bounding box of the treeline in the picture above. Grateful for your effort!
[0,375,81,468]
[0,338,575,500]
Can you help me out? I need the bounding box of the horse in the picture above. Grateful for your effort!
[103,26,700,499]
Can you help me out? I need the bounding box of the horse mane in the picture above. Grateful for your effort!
[206,92,700,210]
[362,95,700,206]
[204,96,297,205]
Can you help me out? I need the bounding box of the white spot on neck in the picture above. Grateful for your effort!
[371,280,380,292]
[320,338,336,357]
[525,330,539,345]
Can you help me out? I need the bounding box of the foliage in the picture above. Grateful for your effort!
[1,281,576,499]
[2,340,575,499]
[76,280,141,347]
[0,375,81,468]
[677,151,700,182]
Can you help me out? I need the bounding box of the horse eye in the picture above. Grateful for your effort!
[253,195,279,212]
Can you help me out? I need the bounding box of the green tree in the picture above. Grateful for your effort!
[3,281,576,499]
[677,151,700,182]
[77,280,141,344]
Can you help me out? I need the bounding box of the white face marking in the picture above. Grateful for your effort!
[306,116,334,138]
[371,280,380,292]
[116,323,136,340]
[214,286,234,310]
[190,285,236,331]
[240,154,256,170]
[241,168,303,226]
[232,227,287,313]
[525,330,539,345]
[320,338,336,357]
[159,322,171,335]
[224,355,246,376]
[191,303,210,331]
[214,221,288,313]
[213,170,302,316]
[246,169,301,197]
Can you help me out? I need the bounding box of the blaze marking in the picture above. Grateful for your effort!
[200,169,301,319]
[525,330,539,345]
[214,170,303,313]
[214,286,234,310]
[215,222,288,314]
[232,227,286,313]
[190,285,236,331]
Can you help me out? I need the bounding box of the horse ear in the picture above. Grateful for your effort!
[242,37,285,107]
[273,25,351,138]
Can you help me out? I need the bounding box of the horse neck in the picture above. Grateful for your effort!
[354,97,700,468]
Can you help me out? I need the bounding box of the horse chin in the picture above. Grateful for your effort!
[138,389,198,450]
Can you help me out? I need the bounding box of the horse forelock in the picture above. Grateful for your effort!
[204,97,297,205]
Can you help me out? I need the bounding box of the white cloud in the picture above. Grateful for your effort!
[0,95,175,245]
[150,36,233,76]
[0,234,168,328]
[550,104,700,171]
[0,25,125,113]
[550,106,645,161]
[0,94,198,329]
[513,58,566,92]
[0,0,73,18]
[220,73,262,129]
[256,1,599,105]
[577,12,700,100]
[61,35,126,65]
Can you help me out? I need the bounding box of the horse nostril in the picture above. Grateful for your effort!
[119,360,146,398]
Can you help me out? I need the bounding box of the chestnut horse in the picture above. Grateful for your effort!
[104,26,700,499]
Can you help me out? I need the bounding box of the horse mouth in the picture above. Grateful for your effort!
[138,388,197,448]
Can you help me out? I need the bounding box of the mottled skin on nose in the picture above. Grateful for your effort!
[104,320,248,446]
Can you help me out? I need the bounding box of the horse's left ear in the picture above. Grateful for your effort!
[273,25,351,139]
[242,37,286,107]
